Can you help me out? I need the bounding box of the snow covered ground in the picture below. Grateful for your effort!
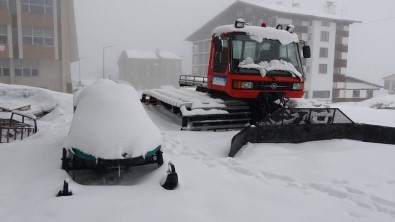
[0,83,395,222]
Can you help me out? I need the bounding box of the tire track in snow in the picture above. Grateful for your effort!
[162,133,395,219]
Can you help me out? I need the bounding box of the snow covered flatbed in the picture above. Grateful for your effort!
[142,88,252,130]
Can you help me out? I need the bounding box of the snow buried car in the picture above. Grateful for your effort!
[60,80,177,189]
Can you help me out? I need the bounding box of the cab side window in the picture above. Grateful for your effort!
[213,39,228,73]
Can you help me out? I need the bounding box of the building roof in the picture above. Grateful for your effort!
[382,74,395,80]
[186,0,360,42]
[240,0,357,22]
[333,74,383,88]
[124,49,182,60]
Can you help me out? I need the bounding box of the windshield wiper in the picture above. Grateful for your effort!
[268,70,302,82]
[265,70,276,80]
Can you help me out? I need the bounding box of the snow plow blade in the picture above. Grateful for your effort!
[229,108,395,157]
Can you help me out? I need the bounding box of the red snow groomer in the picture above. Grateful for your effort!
[142,19,395,157]
[143,19,313,130]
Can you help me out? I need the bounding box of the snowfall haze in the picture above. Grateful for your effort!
[72,0,395,86]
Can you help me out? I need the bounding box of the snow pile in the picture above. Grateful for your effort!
[0,83,58,114]
[180,106,228,117]
[287,98,329,108]
[213,25,298,45]
[63,79,162,159]
[239,57,302,78]
[352,94,395,109]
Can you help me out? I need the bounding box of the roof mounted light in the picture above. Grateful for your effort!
[261,22,267,27]
[234,18,245,29]
[276,24,283,30]
[286,24,295,33]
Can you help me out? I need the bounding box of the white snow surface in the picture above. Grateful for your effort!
[63,79,162,159]
[1,84,395,222]
[336,94,395,109]
[213,25,299,45]
[239,57,302,78]
[0,83,58,115]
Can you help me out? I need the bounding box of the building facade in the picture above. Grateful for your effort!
[332,74,382,102]
[0,0,78,93]
[185,0,358,103]
[118,49,182,89]
[383,74,395,94]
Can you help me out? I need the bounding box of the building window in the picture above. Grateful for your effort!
[0,25,7,44]
[14,59,39,77]
[322,21,330,27]
[353,90,360,98]
[319,48,328,58]
[293,19,303,26]
[313,90,330,98]
[333,89,340,98]
[0,0,8,10]
[296,32,302,40]
[367,90,373,98]
[0,59,10,76]
[21,0,53,16]
[320,31,329,42]
[22,27,54,47]
[319,64,328,74]
[384,81,389,89]
[334,67,341,75]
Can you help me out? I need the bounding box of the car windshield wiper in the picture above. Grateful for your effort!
[265,70,276,80]
[268,69,302,81]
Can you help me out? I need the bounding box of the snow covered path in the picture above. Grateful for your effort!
[0,84,395,222]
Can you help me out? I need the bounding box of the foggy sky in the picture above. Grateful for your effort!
[71,0,395,85]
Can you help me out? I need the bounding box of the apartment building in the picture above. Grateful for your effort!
[185,0,359,103]
[0,0,78,93]
[118,49,182,89]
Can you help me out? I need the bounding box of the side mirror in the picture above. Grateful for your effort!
[214,36,223,52]
[302,46,311,58]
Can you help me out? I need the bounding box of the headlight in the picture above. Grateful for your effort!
[293,82,304,90]
[233,81,253,89]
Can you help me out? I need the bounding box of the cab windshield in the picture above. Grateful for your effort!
[231,34,303,76]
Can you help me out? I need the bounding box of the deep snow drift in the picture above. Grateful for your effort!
[0,83,394,222]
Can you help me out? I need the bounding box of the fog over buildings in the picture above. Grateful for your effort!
[71,0,395,85]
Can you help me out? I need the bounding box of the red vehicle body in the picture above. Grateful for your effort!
[206,20,310,103]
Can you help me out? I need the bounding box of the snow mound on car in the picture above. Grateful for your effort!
[63,79,162,159]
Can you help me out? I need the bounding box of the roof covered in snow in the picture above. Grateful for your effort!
[382,74,395,80]
[333,74,383,88]
[63,79,162,159]
[186,0,360,42]
[123,49,182,60]
[240,0,357,21]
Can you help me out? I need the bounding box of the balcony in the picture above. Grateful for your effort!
[334,59,347,68]
[336,29,349,38]
[293,25,308,33]
[335,44,348,53]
